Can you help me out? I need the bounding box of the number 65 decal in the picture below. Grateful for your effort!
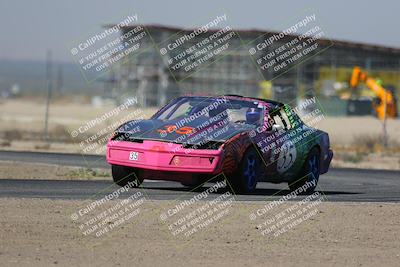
[277,140,297,173]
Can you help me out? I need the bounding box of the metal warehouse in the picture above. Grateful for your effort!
[103,24,400,114]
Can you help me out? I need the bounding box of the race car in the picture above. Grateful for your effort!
[106,95,333,194]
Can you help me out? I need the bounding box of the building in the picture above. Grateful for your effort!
[104,24,400,113]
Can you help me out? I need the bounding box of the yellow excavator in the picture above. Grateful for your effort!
[350,66,397,120]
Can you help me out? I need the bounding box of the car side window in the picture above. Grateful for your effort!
[269,107,289,130]
[272,114,286,129]
[283,105,301,129]
[270,105,302,130]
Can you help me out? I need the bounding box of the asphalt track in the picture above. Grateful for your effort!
[0,150,399,202]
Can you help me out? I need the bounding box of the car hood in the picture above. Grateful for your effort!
[114,117,255,144]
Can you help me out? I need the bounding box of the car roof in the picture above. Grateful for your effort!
[177,94,284,107]
[222,94,284,107]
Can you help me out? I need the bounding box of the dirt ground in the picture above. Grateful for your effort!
[316,116,400,146]
[331,152,400,170]
[0,161,110,181]
[0,159,399,266]
[0,198,399,267]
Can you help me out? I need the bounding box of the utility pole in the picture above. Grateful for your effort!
[44,50,52,142]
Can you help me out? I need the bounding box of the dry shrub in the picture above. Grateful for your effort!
[0,140,11,147]
[338,152,365,163]
[3,129,23,141]
[34,143,51,150]
[352,134,400,153]
[49,125,74,142]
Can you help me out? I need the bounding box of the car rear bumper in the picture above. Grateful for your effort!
[320,148,333,174]
[106,140,224,174]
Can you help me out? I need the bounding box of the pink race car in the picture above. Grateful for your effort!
[106,95,332,194]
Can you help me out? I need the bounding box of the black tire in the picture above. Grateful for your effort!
[180,175,206,188]
[111,165,142,187]
[180,181,203,188]
[288,147,320,194]
[228,146,261,194]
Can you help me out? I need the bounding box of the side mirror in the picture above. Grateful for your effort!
[272,124,283,132]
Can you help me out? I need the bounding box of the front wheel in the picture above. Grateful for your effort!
[228,146,261,194]
[111,165,143,187]
[288,147,320,194]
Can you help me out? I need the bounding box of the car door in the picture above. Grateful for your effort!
[268,105,301,181]
[251,107,290,182]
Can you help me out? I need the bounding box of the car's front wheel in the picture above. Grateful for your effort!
[228,146,261,194]
[111,165,143,187]
[288,147,320,194]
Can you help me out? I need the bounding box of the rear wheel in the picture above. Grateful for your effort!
[288,147,320,194]
[228,146,261,194]
[111,165,142,187]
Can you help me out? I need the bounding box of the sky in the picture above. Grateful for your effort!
[0,0,399,63]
